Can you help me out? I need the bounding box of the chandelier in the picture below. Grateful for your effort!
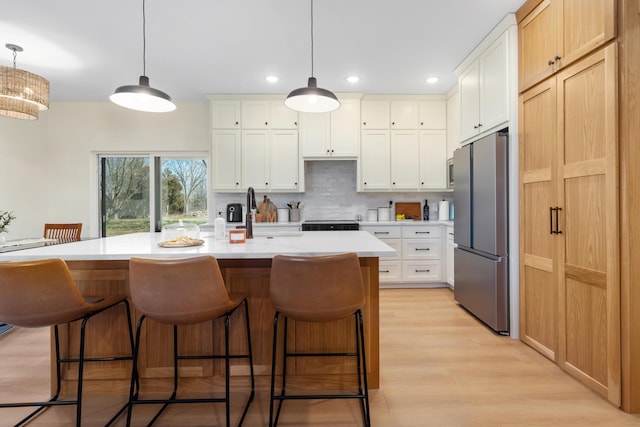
[0,44,49,120]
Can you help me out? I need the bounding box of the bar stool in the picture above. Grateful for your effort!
[127,256,255,427]
[269,253,370,427]
[0,258,135,427]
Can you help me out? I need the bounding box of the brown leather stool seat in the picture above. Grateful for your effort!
[0,258,135,427]
[269,253,370,427]
[126,256,255,427]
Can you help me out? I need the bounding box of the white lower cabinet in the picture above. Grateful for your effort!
[362,224,446,287]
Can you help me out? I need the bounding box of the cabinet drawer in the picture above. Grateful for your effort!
[378,261,401,283]
[403,239,441,259]
[380,238,401,260]
[402,261,442,282]
[402,226,442,239]
[361,226,402,239]
[447,227,454,242]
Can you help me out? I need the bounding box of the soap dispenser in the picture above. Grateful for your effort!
[214,211,225,239]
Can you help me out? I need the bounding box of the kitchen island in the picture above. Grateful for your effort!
[0,231,395,394]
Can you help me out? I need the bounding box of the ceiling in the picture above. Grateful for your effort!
[2,0,526,103]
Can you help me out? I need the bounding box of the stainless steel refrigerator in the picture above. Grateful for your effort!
[453,130,509,334]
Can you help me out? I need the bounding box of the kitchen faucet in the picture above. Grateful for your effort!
[246,187,256,239]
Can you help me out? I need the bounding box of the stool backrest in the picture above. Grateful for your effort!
[0,259,92,327]
[129,256,234,324]
[270,252,365,322]
[44,223,82,243]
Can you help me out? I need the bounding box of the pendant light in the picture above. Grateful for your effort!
[110,0,176,113]
[284,0,340,113]
[0,44,49,120]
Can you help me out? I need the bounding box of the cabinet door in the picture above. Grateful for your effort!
[446,92,460,159]
[361,101,390,129]
[269,131,299,191]
[270,101,299,129]
[390,101,418,129]
[360,130,390,190]
[519,78,558,361]
[480,31,509,131]
[458,61,481,141]
[419,130,447,190]
[241,131,269,190]
[242,101,270,129]
[211,101,241,129]
[556,44,619,405]
[419,101,447,130]
[558,0,616,73]
[519,0,557,92]
[300,112,330,157]
[211,130,241,191]
[390,130,419,190]
[330,98,360,157]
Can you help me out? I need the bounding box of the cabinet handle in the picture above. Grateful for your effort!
[236,182,239,185]
[554,55,562,61]
[473,125,479,129]
[420,122,424,126]
[549,207,554,234]
[265,182,269,186]
[364,182,367,185]
[235,121,239,125]
[331,149,334,153]
[416,269,431,273]
[548,59,555,65]
[392,122,396,126]
[363,122,367,126]
[294,121,298,126]
[415,248,431,251]
[374,231,390,235]
[416,231,430,234]
[478,123,483,127]
[380,270,390,273]
[265,122,268,126]
[294,182,298,186]
[392,182,396,185]
[555,207,562,234]
[326,149,330,154]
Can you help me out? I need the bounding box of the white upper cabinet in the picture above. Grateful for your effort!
[242,100,298,129]
[419,101,447,130]
[419,130,447,189]
[211,100,241,129]
[390,130,420,190]
[390,102,418,129]
[446,90,460,159]
[211,130,242,191]
[241,130,299,192]
[361,101,390,129]
[456,16,516,144]
[300,96,361,158]
[360,130,390,190]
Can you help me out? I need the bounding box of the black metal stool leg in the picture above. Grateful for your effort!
[357,310,371,427]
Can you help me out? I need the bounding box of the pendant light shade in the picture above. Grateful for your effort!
[110,0,175,113]
[110,75,175,113]
[285,0,339,113]
[0,44,49,120]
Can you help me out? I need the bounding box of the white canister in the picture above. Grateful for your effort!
[277,208,289,223]
[367,209,378,222]
[439,200,450,221]
[377,207,390,222]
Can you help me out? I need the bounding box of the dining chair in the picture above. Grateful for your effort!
[43,223,82,243]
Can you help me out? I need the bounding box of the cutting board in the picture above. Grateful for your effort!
[395,202,422,221]
[257,196,277,222]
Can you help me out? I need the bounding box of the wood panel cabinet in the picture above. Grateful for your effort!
[519,44,619,405]
[518,0,616,92]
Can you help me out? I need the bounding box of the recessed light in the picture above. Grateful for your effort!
[265,75,279,83]
[346,76,360,83]
[425,77,439,84]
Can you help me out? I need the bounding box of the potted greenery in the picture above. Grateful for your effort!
[0,211,16,244]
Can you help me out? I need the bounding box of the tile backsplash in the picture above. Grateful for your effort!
[211,160,452,221]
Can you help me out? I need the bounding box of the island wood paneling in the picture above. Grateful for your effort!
[55,257,379,396]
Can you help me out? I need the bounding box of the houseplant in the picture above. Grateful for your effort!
[0,211,16,244]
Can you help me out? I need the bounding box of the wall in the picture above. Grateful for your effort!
[0,102,210,239]
[0,114,49,239]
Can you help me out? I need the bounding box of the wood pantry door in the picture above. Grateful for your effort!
[519,77,559,361]
[556,43,620,405]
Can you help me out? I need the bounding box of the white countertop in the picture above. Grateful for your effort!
[359,220,453,227]
[0,231,396,261]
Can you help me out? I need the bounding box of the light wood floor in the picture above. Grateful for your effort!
[1,288,639,426]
